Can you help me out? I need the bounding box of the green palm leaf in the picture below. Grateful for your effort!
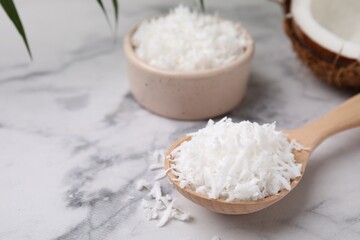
[96,0,119,33]
[0,0,32,59]
[112,0,118,27]
[96,0,112,28]
[200,0,205,12]
[1,0,119,59]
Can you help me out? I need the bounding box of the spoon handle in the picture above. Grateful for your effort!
[291,94,360,151]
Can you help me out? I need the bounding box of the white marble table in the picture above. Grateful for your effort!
[1,0,360,239]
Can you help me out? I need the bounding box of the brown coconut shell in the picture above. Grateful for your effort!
[283,0,360,88]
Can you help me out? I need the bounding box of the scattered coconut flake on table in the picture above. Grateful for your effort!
[157,199,175,227]
[148,181,162,200]
[132,5,250,71]
[154,168,171,180]
[170,117,302,201]
[149,163,163,171]
[136,149,191,227]
[136,179,151,191]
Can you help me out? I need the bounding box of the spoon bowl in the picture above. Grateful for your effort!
[164,94,360,214]
[164,136,309,214]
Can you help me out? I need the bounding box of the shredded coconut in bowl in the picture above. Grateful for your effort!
[131,5,250,72]
[170,117,302,201]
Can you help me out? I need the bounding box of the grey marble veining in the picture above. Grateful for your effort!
[0,0,359,240]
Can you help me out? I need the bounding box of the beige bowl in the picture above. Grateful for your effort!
[124,23,255,120]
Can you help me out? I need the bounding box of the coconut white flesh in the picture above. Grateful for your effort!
[291,0,360,59]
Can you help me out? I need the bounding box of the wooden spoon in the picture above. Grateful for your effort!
[164,94,360,214]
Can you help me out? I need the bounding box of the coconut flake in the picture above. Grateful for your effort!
[165,194,172,201]
[132,5,250,72]
[152,149,166,163]
[171,117,302,201]
[154,168,171,180]
[136,179,151,191]
[171,206,191,221]
[172,211,191,221]
[149,163,163,171]
[148,182,162,200]
[157,199,175,227]
[138,149,191,228]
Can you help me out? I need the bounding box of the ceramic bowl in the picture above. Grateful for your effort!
[124,22,255,120]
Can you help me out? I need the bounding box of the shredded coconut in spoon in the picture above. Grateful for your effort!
[132,5,249,71]
[170,117,302,201]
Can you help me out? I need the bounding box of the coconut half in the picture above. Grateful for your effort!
[283,0,360,88]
